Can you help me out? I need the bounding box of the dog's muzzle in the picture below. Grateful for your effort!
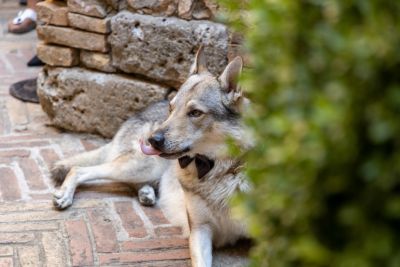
[148,131,165,151]
[141,132,190,159]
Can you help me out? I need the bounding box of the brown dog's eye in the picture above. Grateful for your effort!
[188,109,203,118]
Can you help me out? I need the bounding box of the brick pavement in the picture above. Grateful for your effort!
[0,3,249,266]
[0,3,192,266]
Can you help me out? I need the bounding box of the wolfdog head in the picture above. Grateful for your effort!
[142,47,247,159]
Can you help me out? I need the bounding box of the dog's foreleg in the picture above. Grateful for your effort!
[53,154,163,209]
[138,184,156,206]
[190,224,213,267]
[51,144,110,186]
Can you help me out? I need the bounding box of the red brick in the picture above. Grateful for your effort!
[65,219,94,266]
[0,246,13,256]
[0,167,22,201]
[18,157,47,190]
[0,56,9,73]
[80,139,100,151]
[0,73,38,85]
[20,48,37,61]
[0,134,52,142]
[30,193,53,200]
[152,259,192,267]
[5,51,28,72]
[75,182,134,199]
[155,226,183,237]
[99,249,190,265]
[121,238,188,252]
[114,201,148,238]
[0,158,11,164]
[0,233,35,244]
[87,209,118,253]
[0,140,50,149]
[0,150,30,158]
[0,112,8,135]
[40,148,60,170]
[140,205,170,225]
[0,257,13,267]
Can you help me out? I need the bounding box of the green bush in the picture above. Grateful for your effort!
[220,1,400,266]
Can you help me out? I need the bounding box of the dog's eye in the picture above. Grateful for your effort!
[188,109,203,118]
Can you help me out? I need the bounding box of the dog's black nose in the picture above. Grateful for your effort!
[148,132,165,150]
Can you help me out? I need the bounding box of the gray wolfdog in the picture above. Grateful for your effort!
[51,47,251,267]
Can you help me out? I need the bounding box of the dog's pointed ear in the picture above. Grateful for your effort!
[219,57,245,113]
[219,56,243,93]
[190,45,208,75]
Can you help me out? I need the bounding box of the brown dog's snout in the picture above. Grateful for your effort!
[148,131,165,151]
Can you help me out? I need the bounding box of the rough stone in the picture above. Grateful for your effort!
[127,0,177,16]
[228,44,251,67]
[37,67,169,137]
[110,11,228,88]
[127,0,218,20]
[202,0,219,18]
[177,0,193,19]
[191,0,213,20]
[67,0,108,18]
[37,42,79,67]
[37,25,109,52]
[68,12,111,34]
[105,0,119,10]
[118,0,128,11]
[36,1,69,26]
[178,0,214,20]
[230,31,244,45]
[80,50,116,72]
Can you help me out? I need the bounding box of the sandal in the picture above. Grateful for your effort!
[9,78,39,104]
[8,9,37,34]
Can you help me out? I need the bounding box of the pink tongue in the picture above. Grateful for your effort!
[140,139,161,156]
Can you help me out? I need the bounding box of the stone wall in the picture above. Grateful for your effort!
[36,0,244,137]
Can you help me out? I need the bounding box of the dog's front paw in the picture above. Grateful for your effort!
[138,185,156,206]
[50,163,70,186]
[53,189,73,210]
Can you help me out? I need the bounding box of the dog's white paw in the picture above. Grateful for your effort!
[53,189,73,210]
[138,185,156,206]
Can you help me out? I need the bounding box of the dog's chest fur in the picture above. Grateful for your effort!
[176,159,248,209]
[174,159,250,246]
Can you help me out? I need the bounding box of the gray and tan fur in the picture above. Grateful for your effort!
[51,47,251,267]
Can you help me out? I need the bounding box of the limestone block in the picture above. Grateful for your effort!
[68,12,111,34]
[110,11,228,88]
[36,1,69,26]
[118,0,127,11]
[228,44,251,68]
[127,0,218,19]
[37,67,169,137]
[80,50,116,72]
[188,0,219,20]
[105,0,119,10]
[202,0,219,18]
[127,0,177,16]
[177,0,192,19]
[37,42,79,67]
[67,0,108,18]
[37,25,109,52]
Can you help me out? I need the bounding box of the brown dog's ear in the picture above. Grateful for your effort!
[219,56,243,93]
[190,45,208,75]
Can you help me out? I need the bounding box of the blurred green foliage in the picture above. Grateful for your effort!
[219,0,400,266]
